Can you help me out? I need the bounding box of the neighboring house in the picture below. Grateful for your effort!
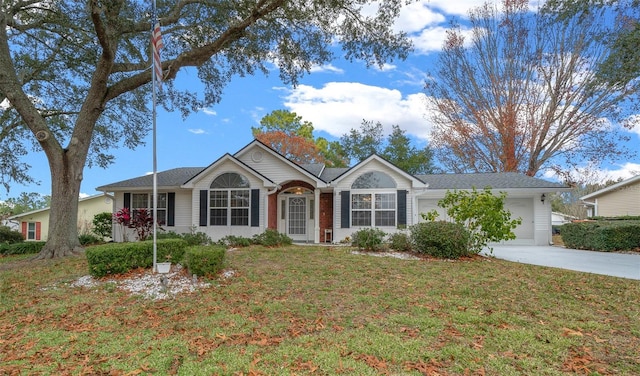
[581,175,640,217]
[7,193,114,241]
[96,140,569,246]
[552,212,577,226]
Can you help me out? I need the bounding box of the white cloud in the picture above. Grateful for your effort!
[376,63,397,72]
[201,108,217,116]
[604,162,640,181]
[395,2,446,33]
[310,64,344,74]
[283,82,431,140]
[411,25,476,55]
[188,128,207,135]
[424,0,487,16]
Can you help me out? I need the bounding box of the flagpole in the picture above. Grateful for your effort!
[151,0,159,273]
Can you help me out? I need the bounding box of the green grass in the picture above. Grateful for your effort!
[1,246,639,375]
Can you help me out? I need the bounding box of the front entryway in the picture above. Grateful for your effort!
[287,196,307,239]
[278,188,315,242]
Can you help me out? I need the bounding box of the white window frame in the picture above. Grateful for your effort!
[351,191,396,227]
[131,192,167,225]
[26,222,37,240]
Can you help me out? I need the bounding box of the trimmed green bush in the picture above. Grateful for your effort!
[562,221,640,251]
[184,245,226,278]
[351,228,387,251]
[217,235,252,248]
[86,239,187,277]
[388,231,412,252]
[252,229,292,247]
[181,231,212,246]
[0,226,24,244]
[79,234,101,245]
[410,221,470,259]
[155,231,184,240]
[92,212,113,239]
[0,241,46,255]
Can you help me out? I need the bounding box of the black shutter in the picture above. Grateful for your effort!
[199,190,208,226]
[340,190,350,228]
[397,190,407,226]
[123,192,131,210]
[250,189,259,227]
[167,192,175,226]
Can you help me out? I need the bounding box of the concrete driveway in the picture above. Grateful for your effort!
[482,244,640,280]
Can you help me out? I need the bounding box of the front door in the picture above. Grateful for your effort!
[288,196,307,241]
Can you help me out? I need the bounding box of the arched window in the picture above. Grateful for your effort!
[351,171,396,227]
[351,171,396,189]
[209,172,250,226]
[211,172,250,189]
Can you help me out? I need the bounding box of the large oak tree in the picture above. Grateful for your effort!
[0,0,412,258]
[425,0,639,178]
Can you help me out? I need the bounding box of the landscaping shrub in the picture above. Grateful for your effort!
[0,241,46,255]
[351,228,387,251]
[387,231,412,252]
[0,226,24,244]
[562,221,640,251]
[252,229,292,247]
[410,221,470,259]
[86,238,187,277]
[79,234,102,246]
[184,245,226,278]
[92,212,113,239]
[155,231,184,240]
[217,235,252,248]
[181,231,212,246]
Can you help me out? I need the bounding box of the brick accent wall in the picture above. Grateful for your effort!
[268,193,277,229]
[319,192,334,242]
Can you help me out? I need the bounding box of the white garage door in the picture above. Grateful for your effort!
[417,199,450,222]
[417,197,534,243]
[505,198,534,241]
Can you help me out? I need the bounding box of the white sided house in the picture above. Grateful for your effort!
[97,140,569,246]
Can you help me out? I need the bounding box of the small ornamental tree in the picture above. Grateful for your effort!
[422,188,522,254]
[113,207,156,241]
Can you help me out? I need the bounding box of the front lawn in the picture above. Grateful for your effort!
[1,246,638,375]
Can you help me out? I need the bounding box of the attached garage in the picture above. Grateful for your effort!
[414,173,569,246]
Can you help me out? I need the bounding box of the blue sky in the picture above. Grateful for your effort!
[8,0,640,199]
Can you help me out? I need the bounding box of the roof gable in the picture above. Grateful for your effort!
[182,153,275,188]
[330,154,427,188]
[581,175,640,200]
[233,140,329,186]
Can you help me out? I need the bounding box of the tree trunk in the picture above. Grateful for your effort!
[33,151,84,259]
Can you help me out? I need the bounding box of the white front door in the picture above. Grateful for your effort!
[287,196,307,241]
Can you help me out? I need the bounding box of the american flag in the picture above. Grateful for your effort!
[152,19,163,89]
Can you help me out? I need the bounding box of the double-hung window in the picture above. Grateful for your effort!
[351,171,397,227]
[131,193,167,225]
[26,222,37,240]
[210,172,250,226]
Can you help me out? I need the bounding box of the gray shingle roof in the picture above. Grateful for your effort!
[414,172,569,190]
[298,163,325,178]
[320,167,350,182]
[96,167,205,190]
